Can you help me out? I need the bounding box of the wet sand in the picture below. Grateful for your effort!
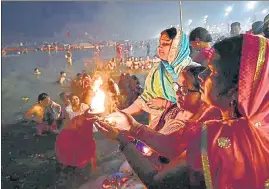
[1,49,150,189]
[1,116,148,189]
[1,121,123,189]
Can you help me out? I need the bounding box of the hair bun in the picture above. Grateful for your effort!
[166,27,177,40]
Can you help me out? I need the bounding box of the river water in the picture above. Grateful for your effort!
[1,47,151,126]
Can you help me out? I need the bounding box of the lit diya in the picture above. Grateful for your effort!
[101,112,131,131]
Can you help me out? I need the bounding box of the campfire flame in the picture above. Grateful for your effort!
[90,80,105,113]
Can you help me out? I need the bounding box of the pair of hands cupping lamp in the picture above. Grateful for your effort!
[90,110,142,141]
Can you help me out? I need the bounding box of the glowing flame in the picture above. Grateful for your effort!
[90,80,105,113]
[90,89,105,113]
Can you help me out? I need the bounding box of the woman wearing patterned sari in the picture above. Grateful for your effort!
[79,65,214,189]
[122,27,199,122]
[95,34,269,188]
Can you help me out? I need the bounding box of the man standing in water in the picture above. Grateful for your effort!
[94,45,101,57]
[24,93,61,136]
[57,71,67,85]
[116,43,123,61]
[65,48,72,66]
[48,45,51,55]
[146,42,150,56]
[129,43,134,57]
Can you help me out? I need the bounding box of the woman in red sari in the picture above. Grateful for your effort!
[95,34,269,189]
[55,113,96,170]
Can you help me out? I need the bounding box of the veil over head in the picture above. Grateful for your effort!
[238,34,269,131]
[140,29,199,105]
[186,35,269,189]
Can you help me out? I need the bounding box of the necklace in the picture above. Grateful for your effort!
[72,105,80,112]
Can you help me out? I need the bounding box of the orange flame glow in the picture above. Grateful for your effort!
[90,79,105,113]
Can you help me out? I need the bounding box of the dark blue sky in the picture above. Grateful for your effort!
[2,1,269,44]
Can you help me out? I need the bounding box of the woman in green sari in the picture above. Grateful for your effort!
[122,27,199,121]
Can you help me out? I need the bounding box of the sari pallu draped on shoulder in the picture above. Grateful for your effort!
[116,36,268,188]
[134,30,200,116]
[184,35,269,189]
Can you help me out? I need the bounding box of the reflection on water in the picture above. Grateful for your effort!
[1,48,148,125]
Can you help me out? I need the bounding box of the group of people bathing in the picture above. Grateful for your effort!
[82,24,269,188]
[25,16,269,188]
[104,56,161,71]
[24,68,144,136]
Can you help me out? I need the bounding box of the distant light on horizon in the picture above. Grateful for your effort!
[247,1,256,10]
[262,8,268,14]
[188,19,193,26]
[226,6,233,13]
[2,1,264,44]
